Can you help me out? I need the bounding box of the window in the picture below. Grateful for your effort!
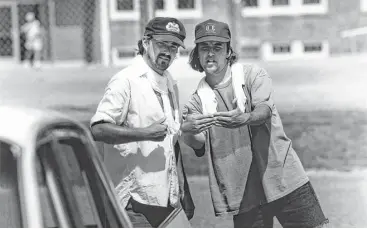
[37,143,65,227]
[242,0,328,17]
[272,0,289,6]
[241,45,260,58]
[116,0,134,10]
[38,128,129,227]
[155,0,164,10]
[304,42,322,52]
[0,141,22,228]
[178,0,195,9]
[155,0,202,19]
[112,46,136,66]
[111,0,202,20]
[242,0,258,7]
[273,44,291,53]
[55,0,82,26]
[303,0,320,4]
[110,0,139,20]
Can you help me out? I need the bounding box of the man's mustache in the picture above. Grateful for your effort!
[158,53,171,60]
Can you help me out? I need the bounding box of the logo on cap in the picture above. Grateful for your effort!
[166,22,180,33]
[205,23,216,33]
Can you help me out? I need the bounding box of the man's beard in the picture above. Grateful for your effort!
[155,53,172,70]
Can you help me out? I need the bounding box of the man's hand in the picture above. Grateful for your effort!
[144,117,168,141]
[181,114,216,135]
[213,107,250,129]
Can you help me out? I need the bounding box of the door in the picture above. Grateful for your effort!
[36,127,132,228]
[0,1,19,62]
[18,2,50,62]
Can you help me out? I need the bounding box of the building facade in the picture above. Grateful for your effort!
[1,0,367,65]
[0,0,100,65]
[106,0,367,65]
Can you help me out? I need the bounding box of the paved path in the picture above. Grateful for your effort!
[188,170,367,228]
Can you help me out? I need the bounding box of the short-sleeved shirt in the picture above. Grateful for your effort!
[183,64,309,216]
[90,55,181,209]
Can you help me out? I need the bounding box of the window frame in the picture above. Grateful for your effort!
[242,0,259,8]
[36,139,84,227]
[303,0,321,5]
[303,42,323,53]
[110,0,140,21]
[272,43,291,54]
[241,0,328,17]
[110,0,203,21]
[37,143,73,228]
[155,0,203,19]
[37,127,131,228]
[0,140,23,228]
[272,0,290,6]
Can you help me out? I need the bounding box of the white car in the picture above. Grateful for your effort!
[0,106,189,228]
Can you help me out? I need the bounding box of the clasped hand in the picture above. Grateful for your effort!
[213,107,250,129]
[181,107,250,134]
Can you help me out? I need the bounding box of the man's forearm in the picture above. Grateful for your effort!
[243,104,272,126]
[91,123,150,144]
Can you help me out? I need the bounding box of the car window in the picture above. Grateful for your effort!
[45,128,128,228]
[36,143,68,228]
[0,141,22,228]
[52,141,100,227]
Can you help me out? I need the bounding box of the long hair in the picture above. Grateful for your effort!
[136,35,152,55]
[188,42,238,73]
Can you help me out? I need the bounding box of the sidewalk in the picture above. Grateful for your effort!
[187,171,367,228]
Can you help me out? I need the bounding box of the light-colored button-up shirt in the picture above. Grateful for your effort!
[91,55,181,209]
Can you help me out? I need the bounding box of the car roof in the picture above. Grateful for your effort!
[0,106,86,148]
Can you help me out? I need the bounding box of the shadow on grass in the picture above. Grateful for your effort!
[76,109,367,179]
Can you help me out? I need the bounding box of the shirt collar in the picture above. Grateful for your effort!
[131,55,175,93]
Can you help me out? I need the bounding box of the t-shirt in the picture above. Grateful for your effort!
[183,63,309,216]
[184,79,266,216]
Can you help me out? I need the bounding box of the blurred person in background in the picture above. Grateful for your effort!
[20,12,44,69]
[90,17,195,227]
[181,19,328,228]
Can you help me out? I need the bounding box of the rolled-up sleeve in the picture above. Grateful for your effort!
[182,93,203,120]
[90,77,131,127]
[250,67,274,112]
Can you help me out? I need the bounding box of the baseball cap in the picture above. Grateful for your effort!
[144,17,186,48]
[194,19,231,43]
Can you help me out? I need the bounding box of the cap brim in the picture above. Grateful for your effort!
[195,36,230,43]
[152,34,186,49]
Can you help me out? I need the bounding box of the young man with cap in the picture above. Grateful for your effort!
[181,19,328,228]
[90,17,195,227]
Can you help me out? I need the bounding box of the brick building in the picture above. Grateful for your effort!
[105,0,367,65]
[1,0,367,65]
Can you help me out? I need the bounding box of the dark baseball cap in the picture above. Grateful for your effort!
[144,17,186,48]
[194,19,231,43]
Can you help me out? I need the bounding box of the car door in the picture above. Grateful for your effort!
[36,126,132,228]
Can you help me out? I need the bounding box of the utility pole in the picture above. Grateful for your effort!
[139,0,155,37]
